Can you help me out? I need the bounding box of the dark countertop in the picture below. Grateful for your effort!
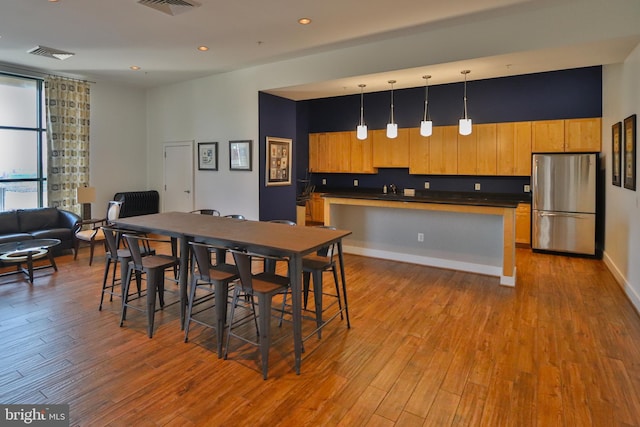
[319,189,530,209]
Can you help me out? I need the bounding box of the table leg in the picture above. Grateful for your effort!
[290,254,302,375]
[337,240,350,328]
[179,236,190,330]
[46,249,58,272]
[26,252,34,283]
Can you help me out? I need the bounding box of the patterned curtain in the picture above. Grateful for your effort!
[45,76,91,214]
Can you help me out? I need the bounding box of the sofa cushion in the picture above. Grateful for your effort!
[31,228,73,242]
[0,233,33,245]
[0,211,20,235]
[18,208,60,232]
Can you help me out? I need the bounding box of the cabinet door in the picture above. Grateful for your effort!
[565,117,601,152]
[476,123,497,175]
[457,131,477,175]
[497,122,532,175]
[409,127,430,174]
[513,121,532,176]
[532,120,564,152]
[372,128,410,167]
[350,131,375,173]
[515,203,531,245]
[308,133,327,172]
[310,193,325,224]
[326,131,351,172]
[429,126,458,174]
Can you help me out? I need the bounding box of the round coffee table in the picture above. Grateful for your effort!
[0,238,61,283]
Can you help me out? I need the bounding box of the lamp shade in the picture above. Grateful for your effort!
[420,120,433,137]
[459,118,473,136]
[76,186,96,204]
[386,123,398,139]
[356,124,368,140]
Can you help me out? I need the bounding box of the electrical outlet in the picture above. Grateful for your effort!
[417,232,424,242]
[524,184,530,193]
[474,183,481,191]
[353,179,359,187]
[424,182,430,189]
[322,179,326,185]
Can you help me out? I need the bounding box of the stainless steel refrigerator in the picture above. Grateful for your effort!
[532,153,597,255]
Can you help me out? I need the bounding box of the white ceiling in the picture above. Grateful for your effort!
[0,0,638,99]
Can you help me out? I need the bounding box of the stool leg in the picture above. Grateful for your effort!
[120,267,134,326]
[100,258,113,311]
[258,294,272,380]
[184,274,198,343]
[332,266,343,320]
[146,269,159,338]
[312,270,323,339]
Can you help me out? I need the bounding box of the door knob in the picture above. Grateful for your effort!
[184,190,191,194]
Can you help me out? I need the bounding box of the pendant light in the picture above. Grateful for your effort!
[356,84,367,140]
[386,80,398,139]
[420,75,433,137]
[459,70,472,136]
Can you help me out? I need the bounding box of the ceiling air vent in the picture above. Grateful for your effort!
[137,0,201,16]
[27,46,75,61]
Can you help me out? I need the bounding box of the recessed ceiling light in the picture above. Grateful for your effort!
[130,66,141,71]
[197,46,209,52]
[298,18,312,25]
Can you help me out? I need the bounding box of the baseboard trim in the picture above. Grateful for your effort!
[603,250,640,314]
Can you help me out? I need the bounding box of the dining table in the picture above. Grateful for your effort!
[113,211,351,374]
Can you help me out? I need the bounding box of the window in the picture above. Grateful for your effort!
[0,73,47,210]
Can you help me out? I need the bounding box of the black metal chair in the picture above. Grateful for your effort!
[225,249,291,380]
[184,241,238,357]
[120,234,180,338]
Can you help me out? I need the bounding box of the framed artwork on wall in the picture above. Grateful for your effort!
[229,140,252,171]
[266,136,292,186]
[612,121,622,186]
[623,114,636,191]
[197,142,218,171]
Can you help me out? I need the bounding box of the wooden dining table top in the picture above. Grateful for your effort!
[114,211,352,256]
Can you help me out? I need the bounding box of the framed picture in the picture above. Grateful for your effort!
[229,140,252,171]
[198,142,218,171]
[612,122,622,186]
[266,136,292,186]
[623,114,636,191]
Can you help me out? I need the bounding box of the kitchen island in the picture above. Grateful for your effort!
[322,191,521,286]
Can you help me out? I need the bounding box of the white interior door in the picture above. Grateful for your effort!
[163,141,194,212]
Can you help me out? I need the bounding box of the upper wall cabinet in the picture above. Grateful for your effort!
[309,131,375,173]
[408,128,430,174]
[372,128,410,168]
[429,125,458,175]
[458,123,497,175]
[565,118,602,152]
[532,120,565,152]
[532,118,601,152]
[497,121,532,176]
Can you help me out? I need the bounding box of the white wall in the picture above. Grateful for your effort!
[90,82,148,208]
[602,44,640,311]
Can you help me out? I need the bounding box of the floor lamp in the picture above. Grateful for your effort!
[76,186,96,220]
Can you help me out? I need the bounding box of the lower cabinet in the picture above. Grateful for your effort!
[515,203,531,246]
[306,193,325,224]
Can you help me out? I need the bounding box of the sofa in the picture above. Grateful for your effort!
[0,207,81,256]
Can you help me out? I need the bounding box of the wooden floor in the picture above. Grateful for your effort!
[1,246,640,426]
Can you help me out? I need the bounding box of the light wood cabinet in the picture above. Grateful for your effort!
[307,192,325,224]
[456,124,497,175]
[497,121,532,176]
[515,202,531,245]
[565,117,601,152]
[457,131,477,175]
[408,128,430,174]
[349,131,376,173]
[372,128,410,167]
[429,126,458,174]
[532,119,565,152]
[532,118,601,153]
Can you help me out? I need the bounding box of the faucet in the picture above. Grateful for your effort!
[389,184,397,194]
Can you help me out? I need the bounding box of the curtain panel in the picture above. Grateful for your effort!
[45,76,91,214]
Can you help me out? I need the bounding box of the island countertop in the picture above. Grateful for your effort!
[318,189,528,209]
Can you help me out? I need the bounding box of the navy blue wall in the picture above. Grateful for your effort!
[258,67,602,216]
[258,92,298,221]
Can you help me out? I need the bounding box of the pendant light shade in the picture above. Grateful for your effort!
[420,75,433,137]
[459,70,472,136]
[386,80,398,139]
[356,84,367,140]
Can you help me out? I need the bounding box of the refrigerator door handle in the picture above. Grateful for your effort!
[538,212,587,219]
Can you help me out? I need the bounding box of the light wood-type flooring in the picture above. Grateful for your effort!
[1,245,639,426]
